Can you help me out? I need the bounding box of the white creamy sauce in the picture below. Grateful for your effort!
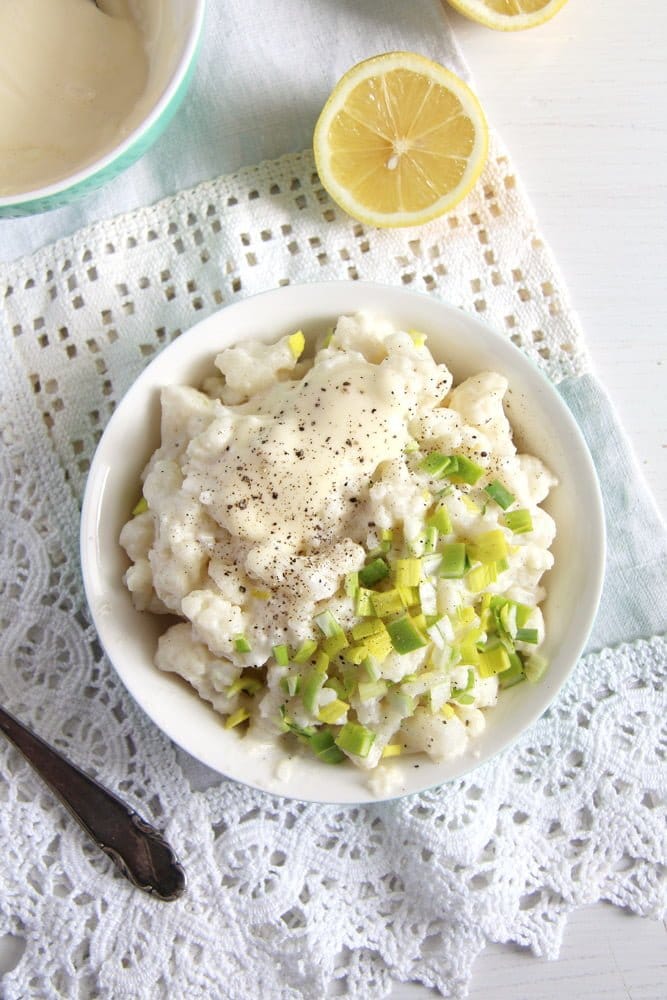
[0,0,151,194]
[189,356,414,549]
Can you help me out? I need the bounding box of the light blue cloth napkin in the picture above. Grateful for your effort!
[559,376,667,650]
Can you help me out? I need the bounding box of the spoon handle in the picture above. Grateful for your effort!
[0,704,185,901]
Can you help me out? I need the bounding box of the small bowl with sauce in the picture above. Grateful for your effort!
[0,0,206,218]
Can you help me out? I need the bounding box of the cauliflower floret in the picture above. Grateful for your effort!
[330,311,395,363]
[119,510,154,563]
[409,407,464,451]
[399,707,469,762]
[447,372,515,456]
[181,589,245,660]
[123,558,168,614]
[214,333,303,404]
[158,385,220,461]
[370,458,430,540]
[155,623,239,714]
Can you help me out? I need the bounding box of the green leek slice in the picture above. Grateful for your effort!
[293,638,319,663]
[359,558,390,587]
[233,634,252,654]
[439,542,466,579]
[484,480,515,510]
[272,643,290,666]
[318,699,349,724]
[387,615,428,654]
[335,722,376,758]
[309,728,345,764]
[302,669,326,713]
[516,627,539,644]
[503,509,533,534]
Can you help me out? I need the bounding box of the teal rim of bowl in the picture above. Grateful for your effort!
[0,2,206,218]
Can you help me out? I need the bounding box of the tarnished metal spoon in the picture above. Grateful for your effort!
[0,704,185,901]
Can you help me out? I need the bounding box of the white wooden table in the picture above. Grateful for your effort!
[395,1,667,995]
[0,0,664,995]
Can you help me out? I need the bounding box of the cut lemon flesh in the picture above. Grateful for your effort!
[446,0,569,31]
[313,52,488,229]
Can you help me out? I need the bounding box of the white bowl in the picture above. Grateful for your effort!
[80,282,605,803]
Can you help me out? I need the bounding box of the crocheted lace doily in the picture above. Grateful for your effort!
[1,140,664,999]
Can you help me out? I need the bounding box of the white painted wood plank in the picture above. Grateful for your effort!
[449,0,667,517]
[389,904,667,999]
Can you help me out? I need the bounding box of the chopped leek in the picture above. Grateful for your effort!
[467,530,508,565]
[439,542,466,579]
[360,656,380,682]
[318,699,349,724]
[395,557,422,588]
[345,571,359,599]
[293,638,319,663]
[503,509,533,534]
[387,615,428,654]
[484,480,515,510]
[359,558,390,587]
[351,618,386,641]
[381,743,403,758]
[420,452,455,478]
[313,609,344,638]
[448,455,485,485]
[343,644,369,665]
[478,645,511,678]
[279,674,301,697]
[324,676,347,700]
[358,679,388,702]
[363,628,393,661]
[233,634,252,654]
[224,708,250,729]
[132,496,148,516]
[227,675,262,697]
[302,670,326,713]
[427,504,452,536]
[310,728,345,764]
[371,590,405,618]
[355,587,375,617]
[451,668,476,704]
[524,653,548,683]
[498,654,525,689]
[321,633,348,657]
[466,562,499,592]
[314,650,330,674]
[515,627,539,644]
[441,704,456,720]
[288,330,305,359]
[335,722,376,758]
[272,643,290,666]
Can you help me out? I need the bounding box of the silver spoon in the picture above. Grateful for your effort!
[0,704,186,901]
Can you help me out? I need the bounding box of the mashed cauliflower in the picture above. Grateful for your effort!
[120,312,557,772]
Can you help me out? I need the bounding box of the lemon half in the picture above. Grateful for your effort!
[313,52,488,229]
[446,0,569,31]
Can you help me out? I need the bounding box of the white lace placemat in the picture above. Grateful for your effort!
[1,137,664,1000]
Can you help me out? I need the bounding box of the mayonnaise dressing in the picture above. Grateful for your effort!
[0,0,150,195]
[189,356,414,549]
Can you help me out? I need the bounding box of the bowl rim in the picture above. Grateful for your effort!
[0,0,207,210]
[80,280,606,804]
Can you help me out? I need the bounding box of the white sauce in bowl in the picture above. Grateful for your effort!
[0,0,166,195]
